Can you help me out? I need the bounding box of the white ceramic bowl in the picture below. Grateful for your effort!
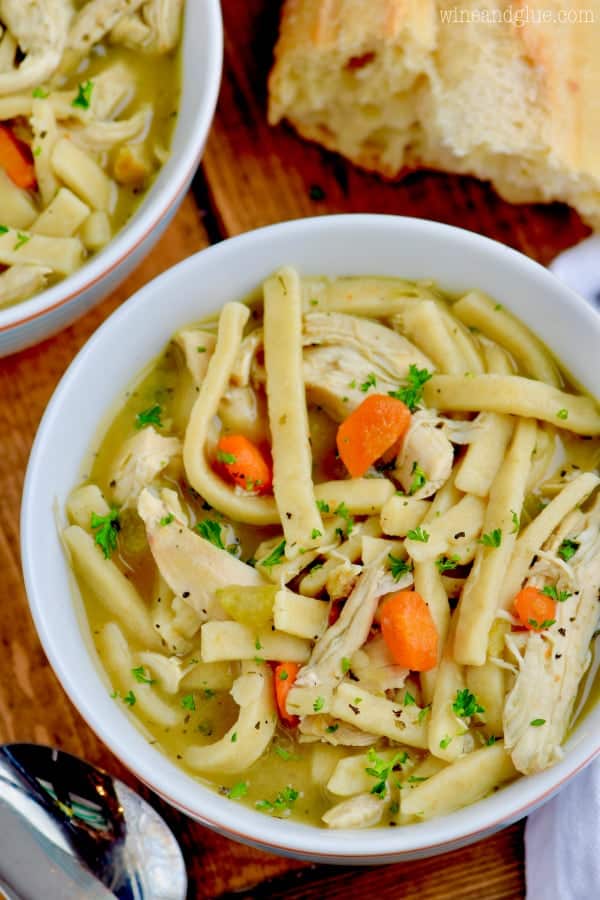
[0,1,222,357]
[22,215,600,863]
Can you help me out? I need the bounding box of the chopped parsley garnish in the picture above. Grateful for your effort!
[195,519,225,550]
[90,507,120,559]
[388,553,412,581]
[325,724,339,734]
[216,449,236,464]
[407,526,429,543]
[511,509,520,534]
[135,404,163,429]
[72,80,94,110]
[530,718,546,727]
[32,86,49,98]
[316,500,330,513]
[204,688,215,699]
[452,688,485,719]
[486,736,497,746]
[159,514,174,526]
[122,690,136,707]
[407,775,428,783]
[278,669,289,681]
[274,746,298,761]
[478,528,502,548]
[311,528,322,540]
[0,225,8,235]
[341,657,351,674]
[181,694,196,711]
[256,785,299,814]
[360,372,377,392]
[528,618,556,630]
[417,705,431,723]
[231,732,238,743]
[542,584,572,603]
[255,637,262,650]
[365,748,408,797]
[439,735,452,750]
[403,691,416,706]
[14,232,30,250]
[227,781,248,799]
[313,696,325,712]
[558,539,579,562]
[388,364,433,412]
[259,539,286,571]
[556,409,569,421]
[309,184,325,201]
[334,502,354,536]
[409,461,427,495]
[435,555,460,573]
[131,666,155,685]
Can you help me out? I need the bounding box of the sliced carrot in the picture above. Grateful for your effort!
[274,662,300,726]
[0,125,36,191]
[336,394,411,478]
[380,590,438,671]
[514,586,556,631]
[216,434,272,494]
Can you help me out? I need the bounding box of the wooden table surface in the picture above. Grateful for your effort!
[0,2,591,897]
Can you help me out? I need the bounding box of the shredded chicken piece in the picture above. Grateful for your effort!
[350,634,408,695]
[298,716,378,747]
[0,0,70,94]
[503,499,600,774]
[72,105,151,151]
[0,264,51,307]
[67,0,145,60]
[394,412,454,498]
[248,313,433,421]
[108,426,181,507]
[322,792,387,829]
[286,563,387,714]
[138,488,264,622]
[110,0,183,52]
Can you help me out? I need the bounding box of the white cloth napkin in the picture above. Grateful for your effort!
[525,758,600,900]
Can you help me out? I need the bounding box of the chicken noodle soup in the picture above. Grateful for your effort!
[0,0,183,309]
[64,272,600,829]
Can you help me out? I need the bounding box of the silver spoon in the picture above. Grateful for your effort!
[0,743,187,900]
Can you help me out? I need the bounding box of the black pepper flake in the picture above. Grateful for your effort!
[555,654,562,659]
[558,627,567,636]
[109,479,116,488]
[285,512,292,520]
[348,703,360,715]
[454,531,466,540]
[182,591,190,599]
[392,709,402,719]
[255,721,261,730]
[570,617,576,622]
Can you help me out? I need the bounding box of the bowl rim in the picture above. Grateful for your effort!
[21,214,600,861]
[0,0,223,334]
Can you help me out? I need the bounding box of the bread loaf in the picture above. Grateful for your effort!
[268,0,600,228]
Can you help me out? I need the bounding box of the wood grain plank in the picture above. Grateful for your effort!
[223,823,525,900]
[205,0,589,264]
